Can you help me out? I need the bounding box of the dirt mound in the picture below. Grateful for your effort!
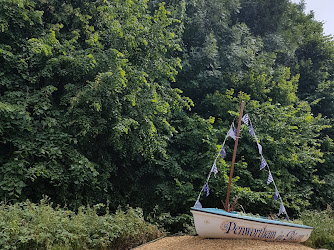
[135,236,313,250]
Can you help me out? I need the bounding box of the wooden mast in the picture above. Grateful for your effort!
[224,101,245,212]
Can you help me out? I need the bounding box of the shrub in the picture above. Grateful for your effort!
[0,198,162,249]
[301,206,334,250]
[148,206,196,235]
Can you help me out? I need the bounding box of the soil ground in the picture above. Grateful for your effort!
[135,235,314,250]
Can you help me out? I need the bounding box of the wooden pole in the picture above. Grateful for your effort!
[225,101,245,212]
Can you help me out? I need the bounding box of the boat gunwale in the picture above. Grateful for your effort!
[191,207,313,230]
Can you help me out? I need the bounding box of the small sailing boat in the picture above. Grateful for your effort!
[190,101,313,242]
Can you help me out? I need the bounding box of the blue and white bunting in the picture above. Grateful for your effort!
[220,146,226,158]
[274,188,279,200]
[203,183,210,197]
[194,113,289,220]
[257,142,263,155]
[267,171,274,185]
[227,125,236,140]
[260,156,267,170]
[278,202,286,216]
[249,124,254,137]
[211,162,218,177]
[242,114,250,126]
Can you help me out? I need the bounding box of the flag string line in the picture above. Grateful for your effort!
[249,117,289,219]
[195,114,289,219]
[195,126,230,204]
[195,116,239,203]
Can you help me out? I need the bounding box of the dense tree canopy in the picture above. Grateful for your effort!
[1,0,333,220]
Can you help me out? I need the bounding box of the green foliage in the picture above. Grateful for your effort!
[0,198,162,250]
[301,207,334,250]
[153,112,217,213]
[0,0,189,209]
[148,206,195,234]
[1,0,334,235]
[236,0,290,37]
[312,135,334,209]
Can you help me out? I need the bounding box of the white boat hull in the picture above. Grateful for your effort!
[191,208,313,242]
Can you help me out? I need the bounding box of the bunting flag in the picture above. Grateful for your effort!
[194,114,289,219]
[227,125,236,140]
[220,146,226,158]
[267,171,274,185]
[257,142,263,155]
[274,188,279,200]
[194,200,202,209]
[249,124,254,136]
[242,114,250,126]
[203,183,210,197]
[260,156,267,170]
[278,202,286,216]
[211,162,218,177]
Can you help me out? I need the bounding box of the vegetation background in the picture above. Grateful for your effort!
[0,0,333,249]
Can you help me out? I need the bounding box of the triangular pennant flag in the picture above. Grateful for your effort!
[242,114,250,126]
[267,171,274,185]
[278,202,286,216]
[227,125,236,140]
[260,156,267,170]
[194,200,202,209]
[274,188,279,200]
[233,124,237,137]
[249,124,254,137]
[211,162,218,177]
[203,183,210,197]
[220,146,226,158]
[257,142,263,155]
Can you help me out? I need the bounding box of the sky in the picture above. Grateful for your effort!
[290,0,334,36]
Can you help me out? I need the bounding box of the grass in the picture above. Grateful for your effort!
[301,206,334,250]
[1,198,333,249]
[0,198,163,250]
